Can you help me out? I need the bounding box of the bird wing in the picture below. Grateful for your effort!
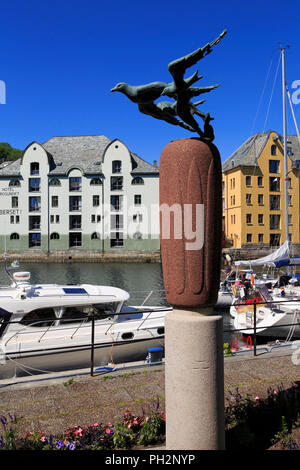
[168,30,227,85]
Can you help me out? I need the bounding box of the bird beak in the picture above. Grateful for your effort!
[110,86,117,92]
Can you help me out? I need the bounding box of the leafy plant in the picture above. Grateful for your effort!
[223,342,233,357]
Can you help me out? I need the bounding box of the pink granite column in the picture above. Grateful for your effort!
[160,137,225,449]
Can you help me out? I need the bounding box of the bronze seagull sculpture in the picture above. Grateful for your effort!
[110,30,227,141]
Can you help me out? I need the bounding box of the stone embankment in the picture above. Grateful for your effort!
[223,244,300,262]
[0,251,161,263]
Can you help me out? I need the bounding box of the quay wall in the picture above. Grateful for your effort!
[223,243,300,263]
[0,250,161,263]
[1,244,299,264]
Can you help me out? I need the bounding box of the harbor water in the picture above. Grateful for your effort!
[0,261,235,343]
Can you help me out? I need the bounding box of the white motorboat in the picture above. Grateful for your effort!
[0,260,170,380]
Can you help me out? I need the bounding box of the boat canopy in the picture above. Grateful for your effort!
[233,240,290,267]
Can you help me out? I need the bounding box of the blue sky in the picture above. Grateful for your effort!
[1,0,300,165]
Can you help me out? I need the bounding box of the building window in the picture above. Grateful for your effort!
[110,195,123,212]
[246,176,251,186]
[271,145,277,156]
[29,178,40,192]
[111,214,124,229]
[29,232,41,248]
[10,233,19,240]
[112,160,122,173]
[9,179,20,187]
[230,195,235,206]
[258,233,264,243]
[91,232,100,240]
[51,195,58,208]
[258,214,264,224]
[91,214,101,223]
[29,196,41,212]
[29,216,41,230]
[69,215,81,229]
[133,214,143,222]
[110,232,123,247]
[30,162,39,175]
[16,215,20,224]
[50,215,60,224]
[270,214,280,230]
[246,194,251,204]
[246,233,252,243]
[133,232,142,240]
[110,176,123,191]
[50,232,60,240]
[69,177,81,191]
[49,178,61,186]
[270,233,280,246]
[11,197,18,208]
[69,196,82,211]
[134,195,142,206]
[269,160,280,173]
[270,195,280,210]
[258,176,263,186]
[269,177,280,192]
[10,215,14,223]
[258,194,264,204]
[69,232,82,248]
[288,214,292,225]
[93,195,100,207]
[246,214,252,224]
[90,177,102,185]
[132,177,144,185]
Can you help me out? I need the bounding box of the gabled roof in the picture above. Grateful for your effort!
[222,130,300,172]
[0,135,159,177]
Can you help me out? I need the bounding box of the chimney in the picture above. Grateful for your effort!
[153,160,158,168]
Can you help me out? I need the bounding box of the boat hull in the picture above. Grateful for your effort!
[233,306,300,339]
[0,336,164,380]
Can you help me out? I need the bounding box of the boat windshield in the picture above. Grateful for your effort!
[93,303,119,318]
[0,308,12,338]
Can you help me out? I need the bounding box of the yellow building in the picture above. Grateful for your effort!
[222,130,300,249]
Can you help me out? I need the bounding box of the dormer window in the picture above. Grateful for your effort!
[90,177,102,185]
[132,177,144,185]
[9,180,21,187]
[30,162,39,175]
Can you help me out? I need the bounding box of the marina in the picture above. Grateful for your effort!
[0,260,169,380]
[0,260,299,382]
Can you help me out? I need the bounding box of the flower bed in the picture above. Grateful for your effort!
[1,384,300,450]
[0,400,166,451]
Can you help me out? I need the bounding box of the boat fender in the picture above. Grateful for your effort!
[231,337,238,351]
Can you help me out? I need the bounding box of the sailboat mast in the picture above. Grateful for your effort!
[281,47,289,246]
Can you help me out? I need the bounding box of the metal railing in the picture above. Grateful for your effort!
[224,297,300,356]
[0,306,168,377]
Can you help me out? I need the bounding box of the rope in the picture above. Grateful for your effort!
[263,51,282,132]
[284,309,299,343]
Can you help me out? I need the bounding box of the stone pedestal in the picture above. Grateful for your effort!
[165,308,225,450]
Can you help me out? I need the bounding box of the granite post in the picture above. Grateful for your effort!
[160,137,225,450]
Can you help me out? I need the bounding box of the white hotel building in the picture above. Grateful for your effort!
[0,135,160,253]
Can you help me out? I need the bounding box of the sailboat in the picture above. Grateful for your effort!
[231,47,300,339]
